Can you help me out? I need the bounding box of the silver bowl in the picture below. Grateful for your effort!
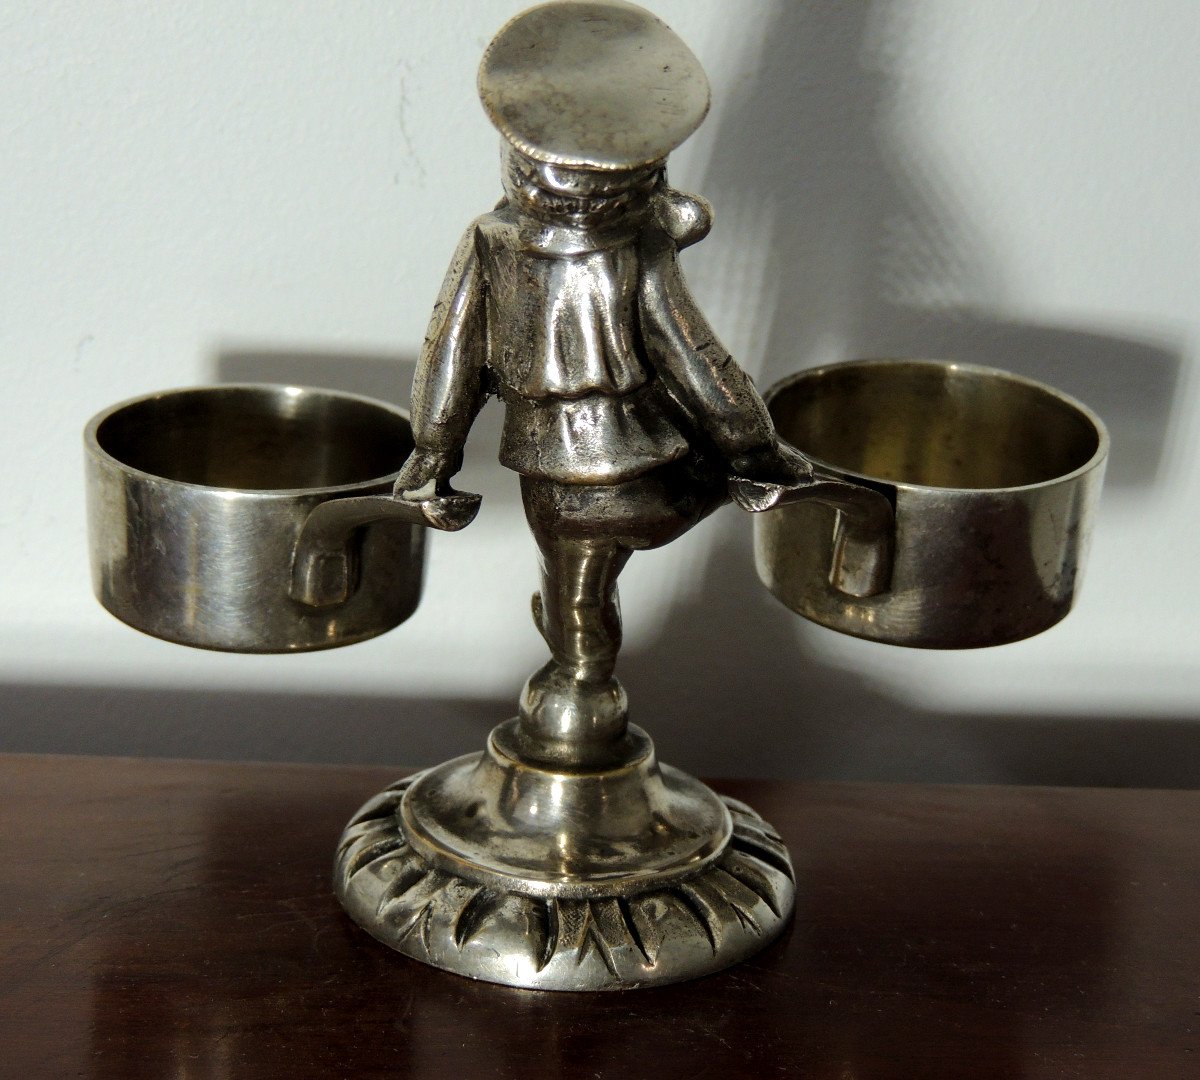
[85,384,424,652]
[756,359,1108,649]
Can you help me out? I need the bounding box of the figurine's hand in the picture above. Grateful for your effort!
[728,439,813,487]
[392,447,462,499]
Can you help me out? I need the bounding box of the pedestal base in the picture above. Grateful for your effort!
[334,767,795,990]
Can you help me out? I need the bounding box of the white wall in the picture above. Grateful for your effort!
[2,1,1196,781]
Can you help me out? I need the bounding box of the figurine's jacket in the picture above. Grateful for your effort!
[409,192,774,484]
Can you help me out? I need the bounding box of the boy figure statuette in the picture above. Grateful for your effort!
[335,0,888,990]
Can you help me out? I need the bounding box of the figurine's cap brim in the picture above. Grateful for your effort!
[478,1,710,171]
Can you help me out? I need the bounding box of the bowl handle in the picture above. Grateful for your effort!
[291,490,481,608]
[730,468,894,598]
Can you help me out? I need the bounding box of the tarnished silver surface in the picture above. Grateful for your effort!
[335,774,794,991]
[85,385,424,652]
[756,360,1109,648]
[337,0,805,990]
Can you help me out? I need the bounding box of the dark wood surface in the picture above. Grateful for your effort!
[1,754,1197,1079]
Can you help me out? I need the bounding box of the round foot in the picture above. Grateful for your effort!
[399,721,732,897]
[334,773,795,991]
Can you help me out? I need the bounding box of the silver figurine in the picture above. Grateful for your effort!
[334,0,888,991]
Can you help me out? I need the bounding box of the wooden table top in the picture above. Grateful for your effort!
[1,753,1196,1079]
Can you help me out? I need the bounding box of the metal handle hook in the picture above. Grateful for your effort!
[730,467,894,598]
[290,489,481,608]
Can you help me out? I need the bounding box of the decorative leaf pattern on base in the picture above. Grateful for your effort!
[334,778,795,991]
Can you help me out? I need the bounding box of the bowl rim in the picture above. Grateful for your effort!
[763,358,1110,496]
[83,382,412,498]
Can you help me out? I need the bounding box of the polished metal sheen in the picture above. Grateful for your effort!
[86,385,426,652]
[756,360,1108,648]
[85,0,1107,994]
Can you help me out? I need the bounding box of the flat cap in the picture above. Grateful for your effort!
[478,1,710,171]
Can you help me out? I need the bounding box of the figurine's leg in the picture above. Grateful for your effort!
[532,535,630,684]
[521,458,726,695]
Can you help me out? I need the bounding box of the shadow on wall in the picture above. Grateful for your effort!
[0,682,501,770]
[696,0,1180,488]
[2,673,1199,786]
[216,349,417,406]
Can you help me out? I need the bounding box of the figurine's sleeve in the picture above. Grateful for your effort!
[408,224,489,456]
[638,232,774,459]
